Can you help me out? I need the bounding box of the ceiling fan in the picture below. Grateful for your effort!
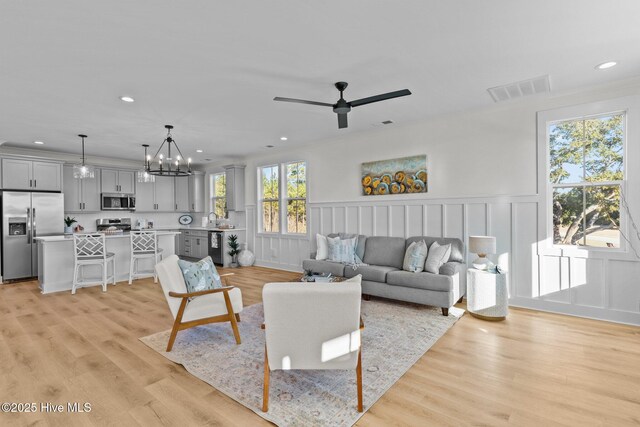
[274,82,412,129]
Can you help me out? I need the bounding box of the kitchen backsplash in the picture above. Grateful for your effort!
[65,210,246,231]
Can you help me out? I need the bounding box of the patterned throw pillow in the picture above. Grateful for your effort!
[403,240,429,272]
[327,236,357,264]
[424,242,452,274]
[177,256,222,293]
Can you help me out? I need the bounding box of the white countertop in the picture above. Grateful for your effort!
[144,225,246,232]
[35,231,180,242]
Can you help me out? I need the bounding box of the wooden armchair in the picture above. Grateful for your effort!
[261,275,364,412]
[155,255,243,351]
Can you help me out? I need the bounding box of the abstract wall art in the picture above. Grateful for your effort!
[361,155,428,196]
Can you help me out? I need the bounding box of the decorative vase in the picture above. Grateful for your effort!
[64,226,74,234]
[238,243,255,267]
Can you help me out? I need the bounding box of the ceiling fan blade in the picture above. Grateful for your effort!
[349,89,412,107]
[337,113,348,129]
[273,97,333,107]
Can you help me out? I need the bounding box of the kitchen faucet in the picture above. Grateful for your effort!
[207,211,218,225]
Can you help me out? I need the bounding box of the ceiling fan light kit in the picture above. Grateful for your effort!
[144,125,192,177]
[274,81,412,129]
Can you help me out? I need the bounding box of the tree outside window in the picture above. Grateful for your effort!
[549,113,623,248]
[211,173,227,219]
[285,161,307,234]
[260,165,279,233]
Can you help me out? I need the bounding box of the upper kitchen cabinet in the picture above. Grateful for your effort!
[188,172,204,212]
[101,169,135,193]
[224,165,245,211]
[135,176,175,212]
[1,158,62,192]
[175,176,190,211]
[63,165,101,212]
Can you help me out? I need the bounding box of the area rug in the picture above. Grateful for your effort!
[140,299,464,426]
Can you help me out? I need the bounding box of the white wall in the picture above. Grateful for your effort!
[240,76,640,325]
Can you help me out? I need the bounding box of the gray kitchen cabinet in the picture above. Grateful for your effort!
[63,165,101,212]
[135,179,156,211]
[224,165,245,211]
[192,231,208,258]
[175,176,190,211]
[135,176,175,212]
[175,231,183,256]
[2,158,62,191]
[101,169,135,193]
[181,231,192,257]
[154,176,175,211]
[188,172,204,212]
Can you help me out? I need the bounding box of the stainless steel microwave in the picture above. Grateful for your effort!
[101,193,136,211]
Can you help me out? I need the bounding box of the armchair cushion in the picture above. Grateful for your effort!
[177,256,222,293]
[182,287,243,322]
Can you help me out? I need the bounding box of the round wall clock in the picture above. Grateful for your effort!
[179,214,193,225]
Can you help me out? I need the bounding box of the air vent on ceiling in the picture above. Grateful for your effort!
[381,120,394,125]
[487,75,550,103]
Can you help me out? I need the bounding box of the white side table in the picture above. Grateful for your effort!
[466,268,509,320]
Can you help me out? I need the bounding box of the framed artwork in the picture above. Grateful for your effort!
[361,155,427,196]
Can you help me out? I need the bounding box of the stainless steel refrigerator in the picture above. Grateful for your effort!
[2,191,64,280]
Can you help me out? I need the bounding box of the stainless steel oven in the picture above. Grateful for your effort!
[101,193,135,211]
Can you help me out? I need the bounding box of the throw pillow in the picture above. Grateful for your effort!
[177,256,222,293]
[327,236,357,264]
[424,242,452,274]
[403,240,428,272]
[315,234,328,260]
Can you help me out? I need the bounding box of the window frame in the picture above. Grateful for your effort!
[282,161,308,236]
[537,97,638,259]
[210,172,227,219]
[257,161,308,237]
[258,164,281,235]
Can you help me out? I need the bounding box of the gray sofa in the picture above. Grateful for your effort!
[302,234,466,316]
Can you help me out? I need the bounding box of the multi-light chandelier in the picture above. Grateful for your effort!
[143,125,192,177]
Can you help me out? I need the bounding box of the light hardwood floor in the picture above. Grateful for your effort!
[0,266,639,426]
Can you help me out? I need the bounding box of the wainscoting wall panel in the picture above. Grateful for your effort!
[246,194,640,325]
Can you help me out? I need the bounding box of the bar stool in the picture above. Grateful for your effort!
[72,233,116,294]
[129,230,164,284]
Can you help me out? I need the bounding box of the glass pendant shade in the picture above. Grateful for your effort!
[74,134,95,179]
[138,144,156,182]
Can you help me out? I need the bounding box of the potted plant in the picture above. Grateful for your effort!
[64,216,76,234]
[227,234,241,268]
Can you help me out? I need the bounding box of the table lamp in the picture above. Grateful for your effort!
[469,236,496,270]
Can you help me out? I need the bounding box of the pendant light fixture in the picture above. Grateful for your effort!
[145,125,192,177]
[73,134,95,179]
[137,144,156,183]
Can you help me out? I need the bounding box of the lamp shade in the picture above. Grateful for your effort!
[469,236,496,255]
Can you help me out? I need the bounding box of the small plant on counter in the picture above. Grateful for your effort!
[64,216,76,234]
[227,234,241,268]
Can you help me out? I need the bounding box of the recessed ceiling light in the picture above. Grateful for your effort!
[34,140,44,145]
[265,145,275,148]
[120,95,135,103]
[196,149,203,153]
[280,136,288,141]
[595,61,617,70]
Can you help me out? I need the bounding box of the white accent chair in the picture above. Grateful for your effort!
[129,230,164,284]
[72,233,116,294]
[155,255,243,351]
[261,275,364,412]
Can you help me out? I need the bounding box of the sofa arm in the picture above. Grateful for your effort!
[439,262,467,299]
[439,262,465,276]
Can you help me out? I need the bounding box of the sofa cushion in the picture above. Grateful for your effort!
[344,265,399,282]
[386,270,453,292]
[302,259,345,277]
[327,236,358,264]
[402,240,428,272]
[424,242,452,274]
[328,233,367,262]
[363,236,406,269]
[406,236,464,263]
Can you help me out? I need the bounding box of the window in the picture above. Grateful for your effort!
[258,161,307,234]
[285,161,307,233]
[549,113,624,248]
[259,165,280,233]
[210,172,227,219]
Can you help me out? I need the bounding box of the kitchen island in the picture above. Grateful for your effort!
[35,231,180,294]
